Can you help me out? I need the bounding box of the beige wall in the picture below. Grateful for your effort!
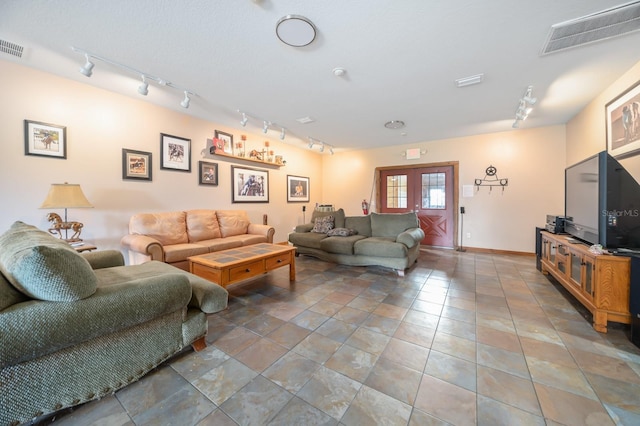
[322,126,567,253]
[0,59,569,256]
[0,60,323,251]
[567,60,640,178]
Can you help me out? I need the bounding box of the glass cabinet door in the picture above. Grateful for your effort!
[549,242,556,264]
[570,252,582,288]
[557,245,566,273]
[584,258,594,298]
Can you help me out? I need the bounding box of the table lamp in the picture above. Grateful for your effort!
[40,183,93,242]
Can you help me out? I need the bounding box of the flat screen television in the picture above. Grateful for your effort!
[564,151,640,250]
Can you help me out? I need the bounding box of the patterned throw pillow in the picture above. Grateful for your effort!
[327,228,358,237]
[312,215,335,234]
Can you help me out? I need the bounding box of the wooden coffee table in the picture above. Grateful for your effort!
[188,243,296,288]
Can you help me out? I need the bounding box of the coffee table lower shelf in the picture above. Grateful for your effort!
[188,243,296,289]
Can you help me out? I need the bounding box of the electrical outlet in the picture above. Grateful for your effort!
[466,232,471,239]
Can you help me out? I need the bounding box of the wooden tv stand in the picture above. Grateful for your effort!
[540,231,631,333]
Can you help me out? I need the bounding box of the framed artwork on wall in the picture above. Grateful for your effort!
[214,130,233,154]
[199,161,218,186]
[24,120,67,159]
[606,79,640,159]
[287,175,310,202]
[160,133,191,171]
[231,165,269,203]
[122,149,152,181]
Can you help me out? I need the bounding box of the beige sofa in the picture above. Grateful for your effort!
[121,210,275,270]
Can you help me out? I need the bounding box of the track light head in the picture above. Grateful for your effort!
[329,147,334,155]
[308,138,314,149]
[180,91,190,108]
[79,54,94,77]
[262,121,269,133]
[516,112,528,121]
[240,113,248,127]
[523,95,537,105]
[138,75,149,95]
[319,144,325,153]
[280,128,286,140]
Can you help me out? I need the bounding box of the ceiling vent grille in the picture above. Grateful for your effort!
[0,39,24,58]
[541,1,640,55]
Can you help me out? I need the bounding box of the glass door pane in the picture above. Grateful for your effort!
[386,175,407,208]
[421,172,445,209]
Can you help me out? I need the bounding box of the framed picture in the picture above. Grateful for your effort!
[24,120,66,159]
[606,79,640,159]
[160,133,191,171]
[231,165,269,203]
[287,175,310,202]
[122,149,152,181]
[214,130,233,154]
[199,161,218,186]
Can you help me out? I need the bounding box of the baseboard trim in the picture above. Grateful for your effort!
[421,246,534,257]
[458,246,535,256]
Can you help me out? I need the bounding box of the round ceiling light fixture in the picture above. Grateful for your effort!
[276,15,317,47]
[384,120,405,129]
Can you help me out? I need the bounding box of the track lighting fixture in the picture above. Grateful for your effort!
[72,47,196,109]
[512,85,537,129]
[138,75,149,96]
[180,91,190,108]
[235,110,336,153]
[79,54,94,77]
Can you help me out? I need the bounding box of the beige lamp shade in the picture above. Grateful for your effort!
[40,183,93,210]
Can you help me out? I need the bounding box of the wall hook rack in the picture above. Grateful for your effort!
[474,165,508,193]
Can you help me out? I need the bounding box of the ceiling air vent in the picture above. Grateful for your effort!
[0,39,24,58]
[541,1,640,55]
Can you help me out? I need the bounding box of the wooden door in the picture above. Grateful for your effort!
[380,165,456,248]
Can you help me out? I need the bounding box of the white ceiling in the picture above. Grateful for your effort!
[2,0,640,153]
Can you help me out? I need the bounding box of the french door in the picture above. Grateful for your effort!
[379,163,457,248]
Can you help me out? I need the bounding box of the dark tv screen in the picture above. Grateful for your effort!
[564,155,599,243]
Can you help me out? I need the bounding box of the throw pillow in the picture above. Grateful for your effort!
[312,215,335,234]
[327,227,358,237]
[0,221,97,301]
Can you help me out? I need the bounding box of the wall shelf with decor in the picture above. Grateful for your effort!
[209,149,285,168]
[207,136,285,168]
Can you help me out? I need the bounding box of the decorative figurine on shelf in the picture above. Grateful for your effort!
[275,155,285,165]
[268,150,274,162]
[237,135,246,157]
[249,149,263,161]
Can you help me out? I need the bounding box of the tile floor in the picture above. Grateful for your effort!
[35,248,640,425]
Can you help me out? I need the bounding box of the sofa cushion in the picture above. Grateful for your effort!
[370,212,419,238]
[129,211,188,245]
[94,260,228,314]
[186,209,222,242]
[345,215,372,237]
[0,271,28,311]
[354,237,409,258]
[312,208,346,229]
[312,215,335,234]
[217,210,250,237]
[320,235,367,255]
[288,231,328,249]
[163,243,209,263]
[194,239,243,252]
[0,221,97,301]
